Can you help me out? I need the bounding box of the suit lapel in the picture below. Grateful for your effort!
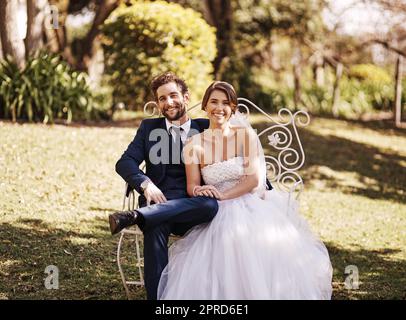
[158,117,167,131]
[151,118,167,183]
[189,119,202,138]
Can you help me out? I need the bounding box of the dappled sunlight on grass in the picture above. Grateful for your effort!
[306,118,406,156]
[305,165,381,191]
[326,242,405,300]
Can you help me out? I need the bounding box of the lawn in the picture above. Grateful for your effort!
[0,115,405,300]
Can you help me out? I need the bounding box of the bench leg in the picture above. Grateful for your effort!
[117,232,131,299]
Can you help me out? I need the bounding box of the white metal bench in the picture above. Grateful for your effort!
[116,98,310,299]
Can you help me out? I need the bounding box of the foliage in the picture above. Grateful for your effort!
[339,76,392,115]
[339,64,394,114]
[217,0,328,113]
[301,85,333,115]
[299,66,394,118]
[101,0,216,108]
[235,0,326,38]
[226,62,398,119]
[299,73,393,119]
[233,0,326,63]
[349,64,392,86]
[0,52,94,123]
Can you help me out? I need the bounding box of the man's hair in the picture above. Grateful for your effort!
[201,81,238,113]
[150,72,189,101]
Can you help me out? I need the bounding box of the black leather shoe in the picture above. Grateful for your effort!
[109,210,138,235]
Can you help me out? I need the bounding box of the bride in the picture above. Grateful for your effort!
[157,81,333,300]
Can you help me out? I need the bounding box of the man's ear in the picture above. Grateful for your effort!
[183,92,190,104]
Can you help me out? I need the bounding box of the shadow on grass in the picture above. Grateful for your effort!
[1,219,404,299]
[326,242,406,300]
[0,219,131,300]
[301,129,406,204]
[309,113,406,136]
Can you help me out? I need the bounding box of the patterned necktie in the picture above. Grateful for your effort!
[171,126,184,164]
[171,126,184,144]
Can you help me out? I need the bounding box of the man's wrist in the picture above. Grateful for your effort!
[140,179,152,192]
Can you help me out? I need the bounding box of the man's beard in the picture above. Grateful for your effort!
[163,102,187,121]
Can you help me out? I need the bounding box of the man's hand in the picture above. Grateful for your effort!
[144,182,167,205]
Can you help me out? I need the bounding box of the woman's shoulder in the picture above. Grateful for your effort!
[187,132,204,144]
[183,133,204,160]
[184,133,204,152]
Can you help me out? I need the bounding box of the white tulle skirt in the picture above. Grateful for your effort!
[158,190,333,300]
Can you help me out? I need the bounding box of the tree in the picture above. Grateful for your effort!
[358,0,406,61]
[42,0,120,71]
[0,0,26,69]
[25,0,48,57]
[234,0,326,64]
[167,0,233,78]
[0,34,3,60]
[202,0,233,77]
[72,0,119,70]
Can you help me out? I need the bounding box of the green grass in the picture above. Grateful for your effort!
[0,116,405,300]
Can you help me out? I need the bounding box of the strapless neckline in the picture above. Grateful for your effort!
[201,156,243,171]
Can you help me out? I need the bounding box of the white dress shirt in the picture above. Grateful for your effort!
[165,118,191,144]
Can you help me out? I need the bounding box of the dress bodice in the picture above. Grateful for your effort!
[201,156,245,192]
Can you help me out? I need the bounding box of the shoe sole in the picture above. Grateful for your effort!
[109,214,118,235]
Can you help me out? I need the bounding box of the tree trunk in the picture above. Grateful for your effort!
[76,0,119,71]
[0,0,26,70]
[0,34,3,60]
[292,47,302,107]
[25,0,48,57]
[57,25,76,66]
[43,14,61,54]
[203,0,233,78]
[394,55,403,127]
[314,50,325,86]
[332,63,343,117]
[41,3,76,66]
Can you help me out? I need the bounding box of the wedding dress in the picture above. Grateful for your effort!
[157,155,333,300]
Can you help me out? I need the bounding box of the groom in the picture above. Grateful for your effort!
[109,72,218,300]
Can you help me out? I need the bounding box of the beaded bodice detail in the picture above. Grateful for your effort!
[201,156,245,193]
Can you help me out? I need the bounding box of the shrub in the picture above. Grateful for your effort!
[349,64,392,85]
[301,85,332,115]
[101,0,216,108]
[340,75,393,114]
[0,52,93,123]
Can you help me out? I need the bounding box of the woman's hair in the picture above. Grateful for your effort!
[201,81,238,113]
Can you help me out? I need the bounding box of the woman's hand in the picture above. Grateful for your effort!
[194,185,225,200]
